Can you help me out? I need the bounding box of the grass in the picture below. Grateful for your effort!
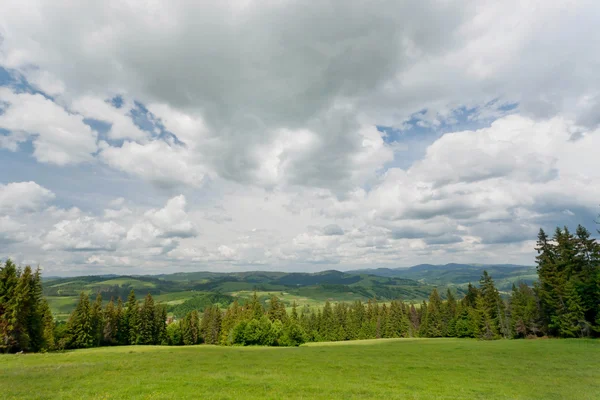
[1,338,598,399]
[46,296,79,320]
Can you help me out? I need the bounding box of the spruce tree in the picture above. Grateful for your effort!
[68,292,94,348]
[267,295,287,323]
[139,293,156,345]
[0,259,20,352]
[90,293,103,347]
[103,298,117,345]
[479,271,506,337]
[124,289,139,345]
[422,288,444,337]
[155,305,168,345]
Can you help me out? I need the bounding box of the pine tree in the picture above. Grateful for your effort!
[0,259,20,352]
[479,271,506,337]
[320,301,335,341]
[27,268,45,352]
[13,266,33,351]
[220,300,240,345]
[139,293,156,345]
[290,301,298,322]
[249,292,264,320]
[124,289,139,345]
[90,293,103,347]
[103,298,118,345]
[443,289,457,337]
[115,298,126,345]
[267,295,287,323]
[509,283,541,338]
[422,288,444,337]
[463,283,479,308]
[154,305,167,345]
[68,292,94,349]
[40,298,55,351]
[557,281,587,337]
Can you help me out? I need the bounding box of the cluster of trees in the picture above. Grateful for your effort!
[56,290,168,350]
[0,261,55,352]
[535,226,600,337]
[1,224,598,353]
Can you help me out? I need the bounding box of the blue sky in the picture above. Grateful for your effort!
[1,0,599,275]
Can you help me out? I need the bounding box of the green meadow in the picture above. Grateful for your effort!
[1,338,598,400]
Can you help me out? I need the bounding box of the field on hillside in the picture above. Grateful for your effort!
[45,264,531,320]
[1,339,598,399]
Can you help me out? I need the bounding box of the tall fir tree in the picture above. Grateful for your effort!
[124,289,139,345]
[90,293,104,347]
[139,293,156,345]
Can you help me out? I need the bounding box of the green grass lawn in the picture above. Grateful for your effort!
[1,339,598,399]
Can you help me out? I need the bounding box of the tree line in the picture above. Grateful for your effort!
[1,224,599,352]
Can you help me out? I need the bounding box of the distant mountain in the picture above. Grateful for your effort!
[42,263,537,319]
[350,263,537,291]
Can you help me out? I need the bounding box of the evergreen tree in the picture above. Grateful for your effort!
[479,271,506,337]
[0,259,20,352]
[267,295,287,323]
[124,289,139,345]
[139,293,156,345]
[40,298,55,351]
[421,288,444,337]
[103,298,118,345]
[27,268,45,352]
[509,283,541,338]
[290,301,298,322]
[115,298,126,345]
[155,305,168,345]
[90,293,104,347]
[67,292,94,349]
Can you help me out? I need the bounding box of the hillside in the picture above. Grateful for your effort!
[43,263,533,319]
[351,263,537,291]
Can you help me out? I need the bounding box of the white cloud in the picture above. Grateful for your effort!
[71,96,148,141]
[99,140,206,187]
[0,181,55,212]
[0,88,98,165]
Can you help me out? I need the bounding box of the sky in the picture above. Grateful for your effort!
[1,0,599,276]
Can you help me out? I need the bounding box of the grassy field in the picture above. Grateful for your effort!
[1,339,598,399]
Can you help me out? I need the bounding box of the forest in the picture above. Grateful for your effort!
[1,224,599,353]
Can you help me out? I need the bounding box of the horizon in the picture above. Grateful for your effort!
[37,261,534,279]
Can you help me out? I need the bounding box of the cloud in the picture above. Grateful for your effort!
[144,195,197,239]
[42,217,126,252]
[99,140,206,188]
[1,1,599,273]
[322,224,344,236]
[0,89,98,165]
[0,181,55,212]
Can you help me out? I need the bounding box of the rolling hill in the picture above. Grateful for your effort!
[43,263,535,319]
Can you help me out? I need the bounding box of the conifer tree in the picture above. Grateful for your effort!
[267,295,287,323]
[90,293,104,347]
[124,289,139,345]
[115,298,126,345]
[155,305,168,345]
[103,298,118,345]
[220,300,240,345]
[290,301,298,322]
[249,292,264,320]
[479,271,506,337]
[68,292,94,348]
[0,259,20,352]
[509,283,541,338]
[40,298,55,351]
[422,288,444,337]
[139,293,156,345]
